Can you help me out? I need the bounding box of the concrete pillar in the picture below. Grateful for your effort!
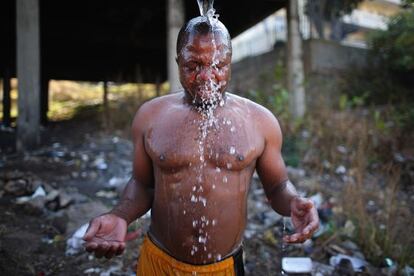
[16,0,41,150]
[40,78,49,126]
[167,0,184,93]
[2,68,11,127]
[286,0,306,118]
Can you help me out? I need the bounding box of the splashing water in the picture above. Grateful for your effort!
[197,0,214,16]
[188,0,232,264]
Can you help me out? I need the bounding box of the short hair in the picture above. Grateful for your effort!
[176,16,232,56]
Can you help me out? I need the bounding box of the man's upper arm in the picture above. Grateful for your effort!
[255,109,288,195]
[131,103,154,189]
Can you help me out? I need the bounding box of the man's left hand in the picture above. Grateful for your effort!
[283,197,319,243]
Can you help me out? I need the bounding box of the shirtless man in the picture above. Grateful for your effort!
[83,16,319,275]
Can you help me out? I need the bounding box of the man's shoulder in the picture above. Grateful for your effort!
[141,91,182,108]
[227,92,276,120]
[136,91,183,116]
[131,92,182,129]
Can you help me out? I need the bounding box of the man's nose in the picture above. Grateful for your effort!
[197,67,213,81]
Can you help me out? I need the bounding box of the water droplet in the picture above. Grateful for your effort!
[183,210,186,215]
[198,236,207,244]
[208,253,212,258]
[212,219,217,226]
[191,195,198,202]
[223,176,228,183]
[216,254,222,261]
[226,120,231,125]
[212,184,216,189]
[215,167,221,173]
[229,146,236,155]
[226,163,232,169]
[199,196,207,207]
[230,126,236,132]
[159,154,165,161]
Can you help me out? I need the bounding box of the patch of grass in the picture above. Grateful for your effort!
[303,99,414,268]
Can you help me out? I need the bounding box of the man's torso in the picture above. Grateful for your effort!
[142,92,265,264]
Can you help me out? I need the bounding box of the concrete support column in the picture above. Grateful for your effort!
[2,68,11,127]
[287,0,306,118]
[16,0,41,150]
[167,0,184,93]
[40,78,49,126]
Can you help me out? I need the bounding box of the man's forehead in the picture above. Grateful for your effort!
[184,34,230,50]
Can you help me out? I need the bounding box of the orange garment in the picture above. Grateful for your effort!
[136,236,235,276]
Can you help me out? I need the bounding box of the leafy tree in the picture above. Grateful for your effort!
[369,6,414,95]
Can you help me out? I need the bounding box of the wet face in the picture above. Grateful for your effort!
[177,33,231,104]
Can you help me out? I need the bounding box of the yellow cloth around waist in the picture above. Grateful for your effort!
[136,236,235,276]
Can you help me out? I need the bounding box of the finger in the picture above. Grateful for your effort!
[297,198,313,211]
[105,243,119,259]
[284,233,307,244]
[291,202,306,217]
[115,242,126,256]
[303,218,320,236]
[83,220,101,241]
[85,242,98,252]
[125,229,141,241]
[94,241,110,259]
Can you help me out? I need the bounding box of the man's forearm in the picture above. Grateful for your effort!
[268,180,299,216]
[110,177,153,225]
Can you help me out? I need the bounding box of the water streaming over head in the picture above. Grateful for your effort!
[197,0,214,16]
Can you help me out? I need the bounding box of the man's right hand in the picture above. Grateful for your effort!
[83,213,140,259]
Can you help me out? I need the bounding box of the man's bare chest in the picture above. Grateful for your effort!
[145,115,263,172]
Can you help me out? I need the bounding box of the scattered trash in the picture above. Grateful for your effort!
[95,190,118,199]
[83,267,101,274]
[330,254,368,272]
[337,145,348,154]
[312,261,335,275]
[66,223,89,256]
[282,257,312,274]
[403,265,414,276]
[335,165,346,175]
[93,157,108,170]
[31,186,47,197]
[16,186,46,204]
[108,177,127,188]
[342,220,356,238]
